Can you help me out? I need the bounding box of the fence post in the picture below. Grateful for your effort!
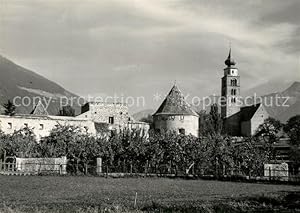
[145,160,148,175]
[96,158,102,174]
[269,167,271,181]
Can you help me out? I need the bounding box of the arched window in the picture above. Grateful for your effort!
[231,79,237,86]
[231,97,236,103]
[231,89,236,95]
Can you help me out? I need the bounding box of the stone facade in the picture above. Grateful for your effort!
[0,101,149,140]
[153,85,199,137]
[153,114,199,137]
[76,102,149,134]
[0,114,96,140]
[77,102,131,126]
[240,104,269,136]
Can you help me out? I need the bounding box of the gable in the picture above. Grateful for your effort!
[31,102,48,116]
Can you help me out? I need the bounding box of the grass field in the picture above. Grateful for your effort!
[0,176,299,212]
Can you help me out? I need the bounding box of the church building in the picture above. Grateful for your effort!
[153,49,269,137]
[221,49,269,136]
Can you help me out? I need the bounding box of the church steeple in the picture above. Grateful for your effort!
[224,48,236,67]
[221,48,240,119]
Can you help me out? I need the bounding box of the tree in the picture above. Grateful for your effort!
[284,115,300,146]
[1,127,38,158]
[255,117,282,161]
[39,125,102,174]
[3,100,16,116]
[283,115,300,168]
[209,104,223,135]
[232,137,268,176]
[199,104,223,137]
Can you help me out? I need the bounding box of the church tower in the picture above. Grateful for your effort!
[221,49,240,119]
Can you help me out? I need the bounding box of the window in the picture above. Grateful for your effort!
[84,126,88,131]
[39,124,44,130]
[24,123,28,128]
[231,89,236,95]
[179,128,185,135]
[231,97,236,103]
[94,112,97,114]
[8,122,12,129]
[231,79,237,86]
[179,116,184,121]
[109,116,114,124]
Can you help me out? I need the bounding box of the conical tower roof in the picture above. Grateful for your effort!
[154,84,198,116]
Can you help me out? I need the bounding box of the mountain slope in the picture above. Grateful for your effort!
[132,109,154,121]
[0,55,81,115]
[261,81,300,122]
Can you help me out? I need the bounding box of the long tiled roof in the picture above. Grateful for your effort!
[240,103,261,121]
[154,85,198,116]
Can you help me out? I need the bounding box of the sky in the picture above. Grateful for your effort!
[0,0,299,112]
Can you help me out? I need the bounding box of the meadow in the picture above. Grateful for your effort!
[0,176,299,212]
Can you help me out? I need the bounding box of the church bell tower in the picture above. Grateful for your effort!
[221,49,240,119]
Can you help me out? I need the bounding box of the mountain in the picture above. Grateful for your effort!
[132,109,154,121]
[243,79,294,97]
[0,55,81,115]
[261,81,300,122]
[189,81,300,122]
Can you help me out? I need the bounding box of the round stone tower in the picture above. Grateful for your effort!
[153,84,199,137]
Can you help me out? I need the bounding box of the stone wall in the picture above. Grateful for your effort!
[249,105,269,135]
[0,115,96,140]
[15,156,67,174]
[223,112,241,136]
[153,114,199,137]
[241,120,251,136]
[78,102,130,125]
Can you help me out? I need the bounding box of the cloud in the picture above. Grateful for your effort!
[0,0,299,112]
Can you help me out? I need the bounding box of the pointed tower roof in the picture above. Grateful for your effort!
[154,84,198,116]
[30,101,48,116]
[224,48,236,67]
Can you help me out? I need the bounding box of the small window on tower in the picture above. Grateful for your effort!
[231,79,237,86]
[109,116,114,124]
